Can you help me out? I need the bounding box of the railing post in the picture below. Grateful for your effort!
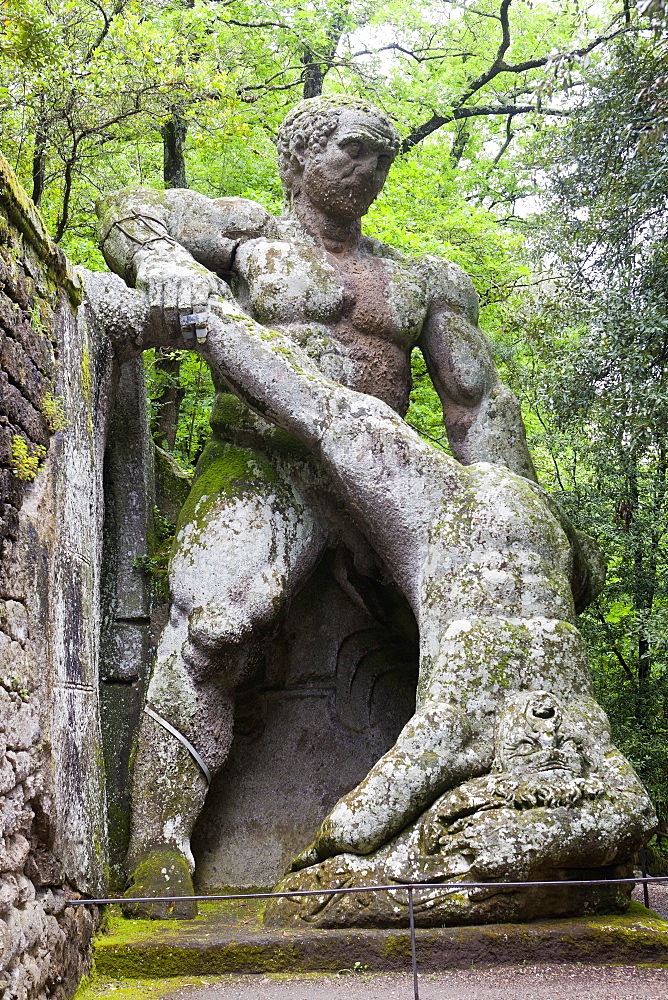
[408,886,419,1000]
[640,847,650,909]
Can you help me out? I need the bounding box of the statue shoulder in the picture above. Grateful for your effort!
[361,234,408,264]
[410,254,479,322]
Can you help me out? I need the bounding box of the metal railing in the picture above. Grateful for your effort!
[67,864,668,1000]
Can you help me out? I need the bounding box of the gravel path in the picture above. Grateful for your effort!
[164,965,668,1000]
[632,880,668,918]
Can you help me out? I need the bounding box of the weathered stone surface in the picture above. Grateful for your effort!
[0,151,108,998]
[195,292,655,924]
[267,693,650,926]
[154,444,191,526]
[95,96,550,915]
[99,358,156,886]
[89,94,651,925]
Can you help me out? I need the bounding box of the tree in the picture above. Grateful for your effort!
[498,35,668,816]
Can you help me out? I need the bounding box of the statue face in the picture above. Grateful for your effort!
[300,111,395,220]
[495,692,586,777]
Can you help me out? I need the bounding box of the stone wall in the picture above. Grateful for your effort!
[0,153,109,999]
[99,360,156,889]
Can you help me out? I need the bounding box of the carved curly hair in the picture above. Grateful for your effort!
[277,95,399,203]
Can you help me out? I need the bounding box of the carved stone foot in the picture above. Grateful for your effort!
[123,849,197,919]
[290,843,321,872]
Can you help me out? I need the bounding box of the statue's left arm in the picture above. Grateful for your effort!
[416,257,537,482]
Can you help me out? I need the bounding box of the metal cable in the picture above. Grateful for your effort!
[64,874,668,906]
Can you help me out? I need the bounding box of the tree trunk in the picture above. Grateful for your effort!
[153,111,189,452]
[161,112,188,189]
[151,352,186,453]
[450,124,470,166]
[31,126,47,207]
[302,49,325,98]
[626,452,655,714]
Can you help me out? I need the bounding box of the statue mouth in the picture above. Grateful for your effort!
[523,749,581,773]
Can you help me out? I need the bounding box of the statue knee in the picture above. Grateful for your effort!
[181,604,256,684]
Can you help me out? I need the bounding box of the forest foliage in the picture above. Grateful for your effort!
[2,0,668,821]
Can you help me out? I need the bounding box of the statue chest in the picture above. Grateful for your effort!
[233,238,428,348]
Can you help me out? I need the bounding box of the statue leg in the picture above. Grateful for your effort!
[124,441,327,917]
[291,698,490,869]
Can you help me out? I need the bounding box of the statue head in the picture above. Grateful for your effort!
[493,691,586,778]
[277,95,400,219]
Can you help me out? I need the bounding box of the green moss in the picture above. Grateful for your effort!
[174,440,281,543]
[124,850,196,919]
[380,933,410,959]
[154,446,192,513]
[80,342,94,436]
[81,343,91,398]
[101,899,266,946]
[91,901,668,980]
[0,150,81,303]
[75,974,224,1000]
[209,392,255,434]
[106,802,131,889]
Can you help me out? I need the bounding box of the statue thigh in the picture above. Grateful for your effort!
[145,441,328,772]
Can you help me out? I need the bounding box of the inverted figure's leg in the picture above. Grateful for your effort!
[124,442,327,916]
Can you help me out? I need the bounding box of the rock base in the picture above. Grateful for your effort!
[93,899,668,978]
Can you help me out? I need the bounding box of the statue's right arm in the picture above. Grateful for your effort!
[94,187,273,349]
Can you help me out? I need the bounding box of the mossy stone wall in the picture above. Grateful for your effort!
[0,152,111,999]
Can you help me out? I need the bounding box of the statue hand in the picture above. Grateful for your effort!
[135,248,232,343]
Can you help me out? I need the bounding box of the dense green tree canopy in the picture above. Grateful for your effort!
[2,0,668,826]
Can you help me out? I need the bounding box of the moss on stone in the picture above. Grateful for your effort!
[75,974,225,1000]
[0,149,81,303]
[93,896,668,981]
[124,850,196,920]
[173,439,282,545]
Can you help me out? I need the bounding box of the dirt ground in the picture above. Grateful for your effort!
[162,965,668,1000]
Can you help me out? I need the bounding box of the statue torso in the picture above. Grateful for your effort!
[232,220,429,415]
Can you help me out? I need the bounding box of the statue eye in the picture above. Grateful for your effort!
[346,142,363,158]
[377,155,391,172]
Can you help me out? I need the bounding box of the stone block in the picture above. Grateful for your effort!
[100,680,145,888]
[0,601,28,646]
[0,373,48,445]
[0,335,47,412]
[0,425,12,465]
[100,621,151,682]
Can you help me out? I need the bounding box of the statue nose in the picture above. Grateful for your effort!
[538,732,556,748]
[355,157,377,177]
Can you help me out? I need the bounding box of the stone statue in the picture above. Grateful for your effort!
[92,94,654,921]
[193,293,654,925]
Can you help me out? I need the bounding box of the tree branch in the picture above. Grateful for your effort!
[401,0,629,153]
[401,103,567,152]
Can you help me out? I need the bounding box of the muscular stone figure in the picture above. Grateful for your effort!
[96,95,599,917]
